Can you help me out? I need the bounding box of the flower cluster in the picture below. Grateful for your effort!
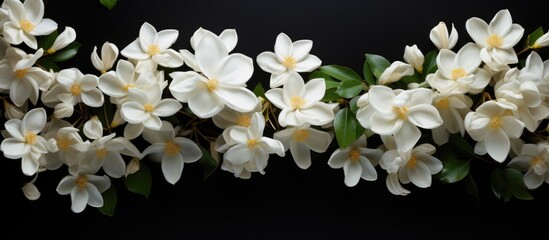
[1,0,549,215]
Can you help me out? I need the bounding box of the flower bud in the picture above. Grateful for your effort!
[3,100,26,119]
[54,102,74,119]
[83,116,103,140]
[125,157,141,177]
[429,22,458,50]
[403,44,424,73]
[91,41,119,74]
[22,182,40,201]
[532,32,549,49]
[47,26,76,54]
[378,61,414,85]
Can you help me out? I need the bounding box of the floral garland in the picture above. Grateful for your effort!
[1,0,549,216]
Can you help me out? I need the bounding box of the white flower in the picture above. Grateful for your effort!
[98,59,157,105]
[378,61,414,85]
[180,27,238,72]
[532,32,549,49]
[220,160,252,179]
[464,100,525,162]
[327,135,382,187]
[403,45,424,73]
[425,43,491,94]
[120,86,182,131]
[0,108,48,176]
[120,22,183,72]
[274,124,333,169]
[43,125,88,170]
[256,32,322,88]
[364,85,442,152]
[1,0,57,49]
[169,31,258,118]
[265,72,335,127]
[141,121,202,184]
[56,170,111,213]
[45,26,76,54]
[22,181,40,201]
[212,103,262,152]
[429,22,458,50]
[466,9,524,71]
[431,90,473,145]
[508,142,549,189]
[0,47,50,107]
[222,112,285,175]
[3,100,26,120]
[91,41,119,74]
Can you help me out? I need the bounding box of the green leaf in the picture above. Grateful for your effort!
[362,58,376,86]
[309,70,336,82]
[253,83,266,99]
[449,134,475,156]
[322,88,341,102]
[334,107,365,149]
[38,30,59,50]
[49,42,81,62]
[98,185,117,217]
[36,59,60,72]
[319,65,362,82]
[335,79,363,98]
[439,153,470,183]
[490,167,513,202]
[200,145,219,180]
[464,173,480,203]
[422,50,439,75]
[324,80,340,90]
[528,26,544,47]
[503,168,533,200]
[100,0,117,10]
[349,96,360,114]
[365,54,390,80]
[124,161,152,198]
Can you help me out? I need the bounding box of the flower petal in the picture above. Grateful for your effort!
[120,102,149,124]
[290,141,311,169]
[156,29,178,50]
[102,152,126,178]
[327,149,347,169]
[81,89,104,107]
[196,32,228,78]
[302,78,325,104]
[71,188,89,213]
[368,85,395,114]
[22,108,46,134]
[215,86,258,113]
[257,52,285,74]
[121,40,148,60]
[485,129,510,162]
[161,153,184,184]
[343,161,362,187]
[85,184,104,208]
[139,22,157,49]
[274,32,293,59]
[153,99,182,117]
[294,55,321,72]
[219,29,238,52]
[394,122,421,153]
[56,176,75,195]
[174,137,202,163]
[291,40,313,61]
[466,17,489,47]
[304,128,332,153]
[407,104,443,129]
[188,89,224,118]
[216,53,253,85]
[407,161,432,188]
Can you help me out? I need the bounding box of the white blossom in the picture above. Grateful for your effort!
[429,21,458,50]
[1,0,57,49]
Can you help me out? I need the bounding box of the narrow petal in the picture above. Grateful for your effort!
[259,137,285,156]
[161,153,184,184]
[302,78,326,104]
[359,157,378,181]
[215,86,258,113]
[195,32,228,78]
[269,72,291,88]
[139,22,157,49]
[156,29,178,50]
[85,184,104,207]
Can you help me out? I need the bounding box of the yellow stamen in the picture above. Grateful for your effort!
[56,137,71,151]
[46,48,56,55]
[290,96,306,110]
[489,116,502,129]
[247,139,258,148]
[436,98,449,109]
[486,34,503,48]
[282,56,297,69]
[24,132,37,144]
[293,129,310,142]
[236,115,251,127]
[206,79,219,91]
[530,156,544,167]
[15,69,28,79]
[70,84,81,96]
[393,106,408,120]
[349,148,361,162]
[20,19,35,33]
[532,43,542,49]
[123,84,135,92]
[76,175,88,190]
[96,148,107,158]
[144,104,154,113]
[451,68,467,80]
[407,155,417,168]
[147,44,160,56]
[165,140,181,156]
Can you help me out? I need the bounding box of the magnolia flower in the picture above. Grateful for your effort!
[121,22,183,72]
[1,0,57,49]
[45,26,76,54]
[466,9,524,71]
[212,103,262,153]
[0,108,48,176]
[403,45,424,73]
[223,112,285,175]
[508,142,549,189]
[48,68,104,107]
[464,100,525,162]
[256,32,322,88]
[98,59,157,105]
[429,22,458,50]
[43,125,88,170]
[532,32,549,49]
[265,72,335,127]
[169,32,258,118]
[0,47,50,107]
[56,170,111,213]
[516,51,549,121]
[274,124,333,169]
[431,90,473,145]
[180,27,238,72]
[378,61,414,85]
[91,41,119,74]
[141,121,202,184]
[327,135,382,187]
[426,43,491,94]
[363,85,442,152]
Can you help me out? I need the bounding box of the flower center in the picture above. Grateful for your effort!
[530,156,544,167]
[15,69,28,79]
[24,132,37,144]
[293,129,310,142]
[96,148,107,158]
[76,175,88,190]
[407,155,417,168]
[489,116,502,129]
[486,34,503,48]
[451,68,467,80]
[436,97,449,109]
[144,104,155,113]
[57,137,71,151]
[123,84,135,92]
[236,115,251,127]
[71,84,81,96]
[20,19,35,33]
[282,56,297,69]
[393,106,408,120]
[165,140,181,156]
[147,44,160,56]
[206,79,219,91]
[247,139,258,148]
[290,96,306,110]
[349,148,361,162]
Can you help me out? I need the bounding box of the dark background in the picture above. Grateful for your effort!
[3,0,549,238]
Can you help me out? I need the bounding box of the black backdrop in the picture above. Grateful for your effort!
[3,0,549,238]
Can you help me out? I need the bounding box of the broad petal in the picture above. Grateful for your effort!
[85,184,104,208]
[216,86,258,113]
[386,172,410,196]
[71,188,89,213]
[394,123,421,152]
[344,161,362,187]
[98,72,126,97]
[32,19,57,36]
[196,32,228,78]
[294,55,321,72]
[370,112,401,135]
[359,157,378,181]
[290,141,311,169]
[162,153,184,184]
[368,85,395,114]
[156,29,178,50]
[257,52,285,74]
[224,145,252,164]
[56,176,75,195]
[168,71,202,102]
[327,149,347,169]
[121,40,148,60]
[274,33,293,59]
[457,43,481,72]
[102,152,126,178]
[501,25,524,48]
[1,139,28,158]
[152,49,184,68]
[269,71,291,88]
[123,123,144,140]
[282,72,305,100]
[524,170,544,189]
[217,53,253,85]
[259,137,285,156]
[174,138,202,163]
[3,119,23,140]
[143,115,162,130]
[291,40,313,61]
[188,89,223,118]
[219,29,238,52]
[485,129,510,162]
[139,22,157,49]
[153,99,182,116]
[407,105,443,129]
[304,128,332,153]
[298,103,334,126]
[81,89,104,107]
[21,108,46,134]
[407,161,432,188]
[10,79,32,107]
[466,17,489,47]
[500,116,524,139]
[488,9,512,36]
[302,78,325,104]
[87,175,111,193]
[229,126,251,144]
[120,102,149,124]
[264,88,286,109]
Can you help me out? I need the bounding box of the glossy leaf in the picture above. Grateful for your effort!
[49,42,81,62]
[503,168,533,200]
[362,58,376,86]
[335,79,363,98]
[464,173,480,202]
[309,69,336,82]
[334,107,365,149]
[124,161,152,198]
[322,88,341,102]
[36,59,60,72]
[490,167,513,202]
[439,153,470,183]
[528,26,544,47]
[100,0,117,10]
[200,145,218,180]
[319,65,362,82]
[422,50,439,75]
[98,185,117,217]
[253,83,266,99]
[349,96,360,114]
[449,134,475,156]
[365,54,390,80]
